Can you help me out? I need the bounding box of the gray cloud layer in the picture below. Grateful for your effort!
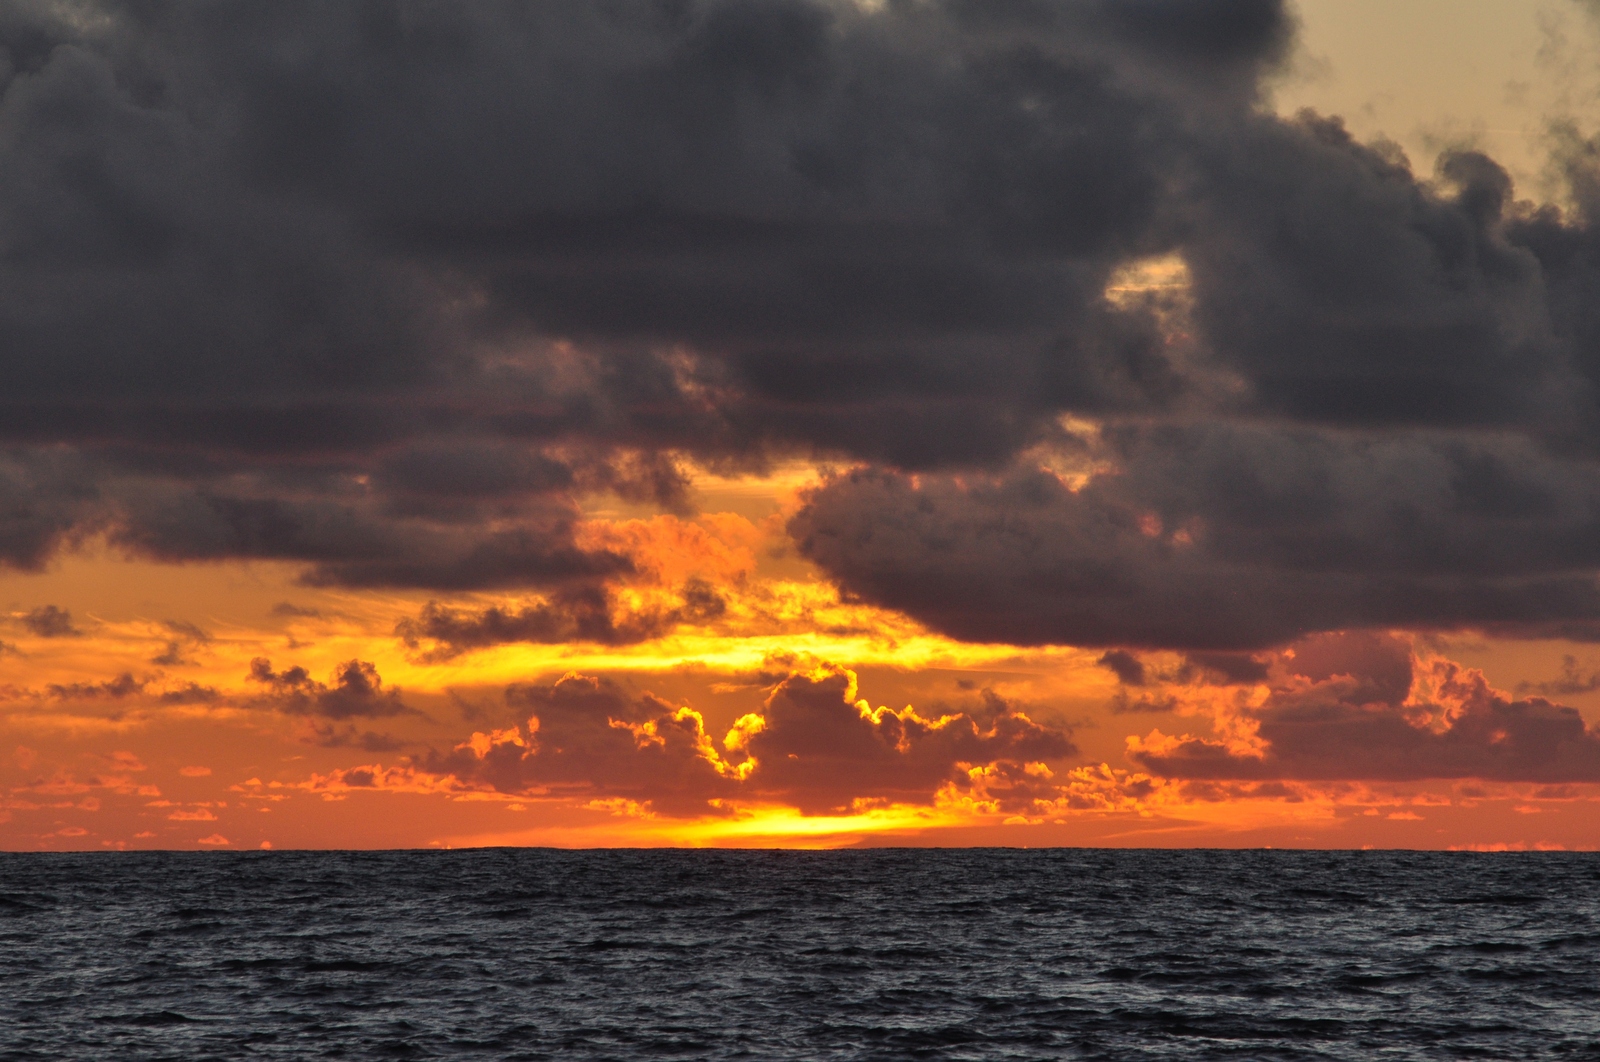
[421,667,1073,815]
[1129,633,1600,783]
[7,0,1600,647]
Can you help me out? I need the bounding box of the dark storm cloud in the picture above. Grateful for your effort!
[0,450,101,572]
[1181,653,1272,686]
[106,485,632,590]
[422,665,1074,815]
[1129,637,1600,783]
[396,579,726,660]
[765,44,1600,651]
[740,667,1075,813]
[19,605,80,638]
[9,0,1600,652]
[1097,650,1146,686]
[157,681,223,705]
[792,424,1600,649]
[424,673,745,816]
[0,0,1290,581]
[1098,0,1288,64]
[781,91,1600,651]
[151,619,210,666]
[47,672,141,699]
[247,658,412,719]
[1183,126,1572,432]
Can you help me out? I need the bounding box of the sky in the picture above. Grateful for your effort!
[7,0,1600,851]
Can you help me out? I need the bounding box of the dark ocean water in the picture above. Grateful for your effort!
[1,849,1597,1061]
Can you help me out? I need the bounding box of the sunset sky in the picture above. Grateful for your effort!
[8,0,1600,851]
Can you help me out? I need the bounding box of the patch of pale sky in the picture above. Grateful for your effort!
[1276,0,1600,204]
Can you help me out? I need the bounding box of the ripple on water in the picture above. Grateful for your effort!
[0,849,1596,1061]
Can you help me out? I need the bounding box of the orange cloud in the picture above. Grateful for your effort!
[1126,634,1600,783]
[247,659,411,719]
[396,582,728,660]
[409,663,1076,818]
[577,514,762,588]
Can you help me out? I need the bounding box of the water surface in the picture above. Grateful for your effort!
[2,849,1596,1059]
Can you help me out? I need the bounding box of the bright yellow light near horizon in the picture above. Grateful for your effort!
[389,614,1108,692]
[669,802,968,845]
[424,799,970,850]
[425,780,1384,851]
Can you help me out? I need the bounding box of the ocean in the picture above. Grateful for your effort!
[1,849,1595,1060]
